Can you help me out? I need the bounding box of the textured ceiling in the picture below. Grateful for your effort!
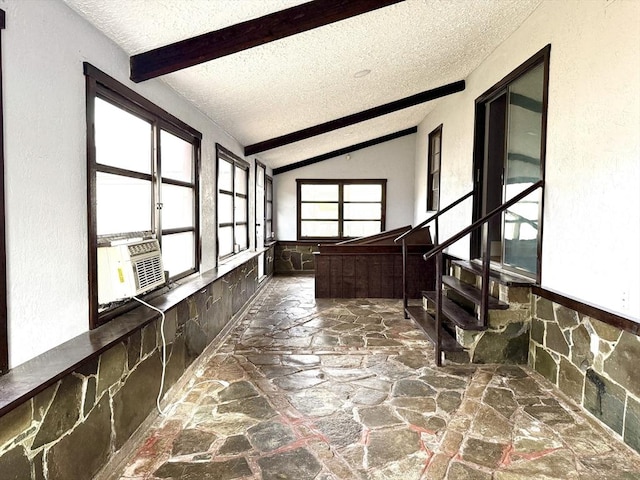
[62,0,542,169]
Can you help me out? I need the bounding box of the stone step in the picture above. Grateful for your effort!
[422,291,487,331]
[405,306,464,352]
[442,276,509,310]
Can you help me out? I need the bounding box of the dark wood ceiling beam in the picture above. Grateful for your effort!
[130,0,404,83]
[273,127,417,175]
[245,80,465,156]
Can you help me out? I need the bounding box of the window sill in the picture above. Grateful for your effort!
[0,252,265,417]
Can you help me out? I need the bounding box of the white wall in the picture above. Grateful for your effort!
[413,0,640,318]
[2,0,246,367]
[274,134,417,240]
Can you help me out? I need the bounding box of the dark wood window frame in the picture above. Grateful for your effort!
[255,160,266,248]
[296,179,387,241]
[216,144,249,261]
[265,175,274,242]
[427,124,442,212]
[85,63,202,329]
[0,10,7,374]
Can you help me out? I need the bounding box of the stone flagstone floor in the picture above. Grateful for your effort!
[111,276,640,480]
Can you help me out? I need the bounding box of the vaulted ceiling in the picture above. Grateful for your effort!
[62,0,541,170]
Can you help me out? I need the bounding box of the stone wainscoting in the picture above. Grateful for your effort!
[0,257,260,480]
[274,242,318,274]
[445,264,532,364]
[530,292,640,454]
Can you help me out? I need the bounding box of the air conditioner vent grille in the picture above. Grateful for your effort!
[134,255,164,291]
[128,241,158,257]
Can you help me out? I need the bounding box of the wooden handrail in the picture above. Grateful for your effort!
[395,190,473,243]
[423,180,544,262]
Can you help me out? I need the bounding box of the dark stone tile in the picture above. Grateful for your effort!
[0,446,31,480]
[555,305,580,329]
[217,396,276,420]
[437,391,462,414]
[603,332,640,397]
[624,395,640,453]
[258,448,321,480]
[172,429,217,456]
[534,346,557,384]
[545,322,569,356]
[33,375,83,448]
[33,450,45,480]
[314,411,362,447]
[0,400,32,447]
[483,387,518,419]
[448,461,492,479]
[32,383,56,422]
[126,330,142,369]
[570,324,593,368]
[247,420,296,451]
[461,438,506,468]
[141,322,158,356]
[589,317,622,342]
[74,355,99,377]
[155,458,253,480]
[473,323,529,364]
[113,351,162,449]
[358,405,402,428]
[97,342,127,397]
[530,318,544,346]
[218,381,259,402]
[391,379,435,397]
[367,428,421,468]
[494,365,528,378]
[536,296,554,321]
[419,374,468,390]
[46,395,111,480]
[83,376,97,415]
[558,357,584,405]
[218,435,252,455]
[584,368,625,434]
[524,403,574,426]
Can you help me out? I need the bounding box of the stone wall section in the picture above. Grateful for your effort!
[0,258,258,480]
[274,243,318,274]
[529,294,640,454]
[447,265,531,364]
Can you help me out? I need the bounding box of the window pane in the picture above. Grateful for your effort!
[162,232,195,277]
[301,202,339,219]
[162,184,194,229]
[96,172,152,235]
[161,130,193,183]
[344,221,381,238]
[95,98,152,173]
[344,203,381,220]
[266,202,272,219]
[235,197,248,223]
[265,221,272,238]
[257,166,265,187]
[218,192,233,224]
[219,226,234,257]
[218,159,233,191]
[301,184,338,201]
[301,221,339,237]
[343,184,382,202]
[266,180,273,201]
[236,225,248,250]
[235,166,248,195]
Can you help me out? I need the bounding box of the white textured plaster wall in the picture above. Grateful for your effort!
[274,134,417,241]
[413,0,640,318]
[3,0,246,367]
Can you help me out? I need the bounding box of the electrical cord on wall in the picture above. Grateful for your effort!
[133,296,169,416]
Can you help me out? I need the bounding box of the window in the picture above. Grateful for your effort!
[427,125,442,211]
[0,9,7,374]
[85,64,201,328]
[265,175,273,241]
[217,145,249,260]
[297,179,386,240]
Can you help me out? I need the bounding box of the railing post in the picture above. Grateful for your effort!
[480,221,490,327]
[435,251,443,367]
[402,238,408,319]
[435,217,440,245]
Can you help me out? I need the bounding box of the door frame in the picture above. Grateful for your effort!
[471,44,551,283]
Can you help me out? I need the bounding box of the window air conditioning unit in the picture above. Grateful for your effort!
[98,239,165,305]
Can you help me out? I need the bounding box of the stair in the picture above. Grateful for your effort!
[405,306,463,352]
[423,291,486,331]
[442,275,509,310]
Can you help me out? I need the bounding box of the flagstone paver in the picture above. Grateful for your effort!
[113,276,640,479]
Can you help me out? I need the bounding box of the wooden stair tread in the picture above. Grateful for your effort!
[423,291,487,331]
[405,306,463,352]
[442,276,509,310]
